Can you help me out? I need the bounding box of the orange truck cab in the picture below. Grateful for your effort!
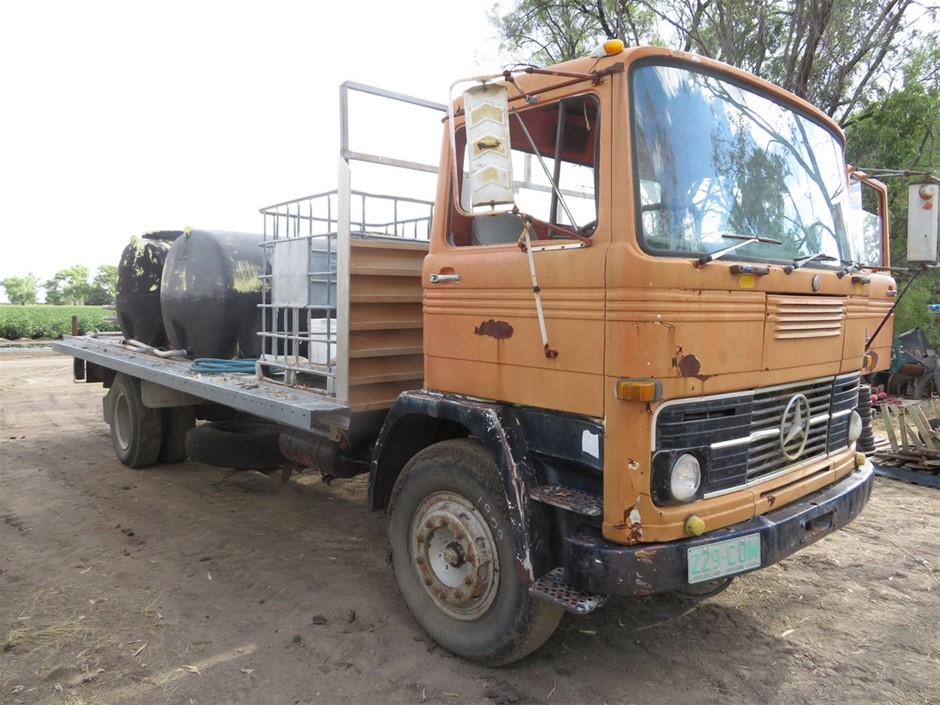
[370,45,883,663]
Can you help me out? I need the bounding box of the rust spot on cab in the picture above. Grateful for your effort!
[766,494,777,507]
[474,319,514,340]
[615,510,643,545]
[672,349,712,382]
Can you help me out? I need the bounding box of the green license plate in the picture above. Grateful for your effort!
[687,533,761,584]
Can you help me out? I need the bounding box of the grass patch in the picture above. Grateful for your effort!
[0,305,119,340]
[2,618,92,653]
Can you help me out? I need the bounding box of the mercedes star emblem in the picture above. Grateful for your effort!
[780,393,811,461]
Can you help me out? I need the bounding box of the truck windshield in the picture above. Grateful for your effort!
[631,62,852,267]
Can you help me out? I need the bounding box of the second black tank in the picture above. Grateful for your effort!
[160,229,264,359]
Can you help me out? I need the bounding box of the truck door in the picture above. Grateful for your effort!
[424,87,611,418]
[848,171,894,373]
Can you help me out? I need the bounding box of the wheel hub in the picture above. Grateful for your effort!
[442,541,465,568]
[410,492,499,621]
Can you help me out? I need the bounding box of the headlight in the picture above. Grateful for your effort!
[848,410,863,444]
[670,454,701,502]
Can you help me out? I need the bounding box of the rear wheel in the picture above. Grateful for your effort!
[110,373,163,468]
[159,406,196,463]
[388,439,562,666]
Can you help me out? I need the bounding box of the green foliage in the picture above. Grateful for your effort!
[1,274,38,305]
[0,305,120,340]
[87,265,118,306]
[891,273,940,352]
[491,0,656,64]
[43,265,91,306]
[492,0,936,125]
[844,46,940,353]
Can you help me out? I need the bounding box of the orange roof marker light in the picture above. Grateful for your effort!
[589,39,625,58]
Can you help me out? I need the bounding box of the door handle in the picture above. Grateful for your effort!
[429,273,460,283]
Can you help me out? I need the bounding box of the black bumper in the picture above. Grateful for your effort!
[563,463,875,596]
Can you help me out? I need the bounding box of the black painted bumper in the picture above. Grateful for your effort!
[563,463,875,596]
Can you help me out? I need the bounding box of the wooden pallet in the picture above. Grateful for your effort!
[872,398,940,488]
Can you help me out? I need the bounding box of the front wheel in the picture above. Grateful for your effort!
[388,439,562,666]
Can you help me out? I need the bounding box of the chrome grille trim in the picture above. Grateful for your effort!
[654,373,860,495]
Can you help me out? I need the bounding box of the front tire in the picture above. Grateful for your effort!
[109,373,163,468]
[388,439,562,666]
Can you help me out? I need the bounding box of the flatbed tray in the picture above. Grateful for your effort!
[53,335,350,431]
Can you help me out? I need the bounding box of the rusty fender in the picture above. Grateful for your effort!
[369,391,541,581]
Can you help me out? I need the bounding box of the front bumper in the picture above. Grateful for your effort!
[563,462,875,596]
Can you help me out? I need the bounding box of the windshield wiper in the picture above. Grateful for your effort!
[783,252,838,274]
[694,233,783,268]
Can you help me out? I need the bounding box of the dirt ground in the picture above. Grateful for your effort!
[1,349,938,705]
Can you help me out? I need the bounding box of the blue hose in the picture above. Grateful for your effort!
[191,358,258,373]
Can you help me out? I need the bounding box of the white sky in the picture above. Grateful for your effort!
[0,0,504,297]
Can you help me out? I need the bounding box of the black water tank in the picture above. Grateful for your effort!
[160,229,264,359]
[114,231,183,346]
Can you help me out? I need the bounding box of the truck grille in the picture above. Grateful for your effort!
[654,373,859,495]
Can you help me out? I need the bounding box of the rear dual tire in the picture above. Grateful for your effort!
[110,374,163,468]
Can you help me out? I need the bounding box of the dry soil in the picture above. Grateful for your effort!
[1,350,938,705]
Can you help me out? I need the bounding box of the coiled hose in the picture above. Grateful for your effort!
[190,358,258,374]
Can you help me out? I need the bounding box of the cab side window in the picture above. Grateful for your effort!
[848,178,885,267]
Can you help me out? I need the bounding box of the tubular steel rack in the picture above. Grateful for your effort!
[256,82,444,404]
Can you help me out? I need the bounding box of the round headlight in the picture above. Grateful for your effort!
[670,454,701,502]
[848,410,863,444]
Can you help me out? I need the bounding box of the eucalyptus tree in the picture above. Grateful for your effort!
[491,0,938,125]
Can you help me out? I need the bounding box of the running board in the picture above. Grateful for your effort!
[529,568,606,614]
[528,484,602,517]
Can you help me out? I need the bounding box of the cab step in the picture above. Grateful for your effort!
[529,484,602,517]
[529,567,607,614]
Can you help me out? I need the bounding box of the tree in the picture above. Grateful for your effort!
[491,0,938,125]
[1,274,39,305]
[491,1,658,65]
[86,265,118,306]
[44,265,91,306]
[845,47,940,349]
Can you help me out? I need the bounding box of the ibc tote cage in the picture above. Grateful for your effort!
[257,82,445,402]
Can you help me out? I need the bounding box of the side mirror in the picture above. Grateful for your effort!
[907,182,940,264]
[462,83,514,209]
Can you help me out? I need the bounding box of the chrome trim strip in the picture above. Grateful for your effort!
[710,413,829,450]
[703,452,831,499]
